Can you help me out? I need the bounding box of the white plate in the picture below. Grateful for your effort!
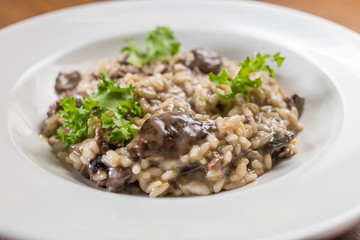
[1,1,360,239]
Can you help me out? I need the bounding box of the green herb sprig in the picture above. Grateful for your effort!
[56,71,142,146]
[121,26,180,67]
[209,52,285,99]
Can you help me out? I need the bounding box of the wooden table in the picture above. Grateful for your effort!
[0,0,359,239]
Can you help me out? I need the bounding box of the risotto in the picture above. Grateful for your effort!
[41,27,304,197]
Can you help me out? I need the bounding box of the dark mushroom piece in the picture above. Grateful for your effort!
[191,48,223,74]
[55,71,82,95]
[262,132,294,154]
[126,112,215,160]
[88,155,108,174]
[94,126,110,155]
[284,94,305,119]
[292,94,305,118]
[47,99,62,117]
[208,148,249,170]
[106,167,132,192]
[80,164,90,179]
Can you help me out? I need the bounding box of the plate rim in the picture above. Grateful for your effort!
[1,1,360,240]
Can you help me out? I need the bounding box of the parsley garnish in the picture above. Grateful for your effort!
[209,52,285,99]
[57,96,92,146]
[56,71,142,146]
[198,97,204,102]
[121,26,180,67]
[272,52,286,67]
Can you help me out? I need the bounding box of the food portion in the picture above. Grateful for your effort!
[41,27,304,197]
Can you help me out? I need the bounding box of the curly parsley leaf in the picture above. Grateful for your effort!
[56,71,142,146]
[209,52,285,99]
[121,39,149,67]
[208,69,230,87]
[56,96,91,146]
[91,72,137,115]
[118,98,142,116]
[101,114,139,145]
[121,26,180,67]
[272,52,285,67]
[146,26,180,59]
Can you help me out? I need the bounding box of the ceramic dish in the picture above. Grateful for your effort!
[1,1,360,239]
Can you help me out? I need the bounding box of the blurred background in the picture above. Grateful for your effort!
[0,0,360,32]
[0,0,359,240]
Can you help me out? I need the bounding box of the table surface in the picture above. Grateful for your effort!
[0,0,359,239]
